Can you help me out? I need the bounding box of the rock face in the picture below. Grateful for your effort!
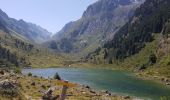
[47,0,144,56]
[0,9,51,43]
[0,79,18,97]
[0,79,16,89]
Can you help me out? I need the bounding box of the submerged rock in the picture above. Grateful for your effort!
[90,90,96,94]
[124,95,130,99]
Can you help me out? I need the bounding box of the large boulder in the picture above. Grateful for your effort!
[0,79,18,97]
[42,88,59,100]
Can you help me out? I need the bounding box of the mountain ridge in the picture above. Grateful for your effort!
[84,0,170,79]
[47,0,144,58]
[0,9,51,44]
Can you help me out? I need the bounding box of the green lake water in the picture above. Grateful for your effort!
[22,68,170,100]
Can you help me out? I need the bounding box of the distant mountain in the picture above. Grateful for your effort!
[0,9,65,68]
[49,0,144,57]
[0,9,51,43]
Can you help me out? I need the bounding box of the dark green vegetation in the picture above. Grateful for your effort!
[0,44,21,67]
[0,0,170,82]
[53,72,61,80]
[104,0,170,60]
[86,0,170,78]
[45,0,144,59]
[0,32,30,68]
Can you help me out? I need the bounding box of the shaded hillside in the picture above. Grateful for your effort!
[103,0,170,60]
[0,29,65,68]
[0,44,21,67]
[0,30,32,67]
[0,9,67,68]
[46,0,144,58]
[85,0,170,75]
[0,9,51,44]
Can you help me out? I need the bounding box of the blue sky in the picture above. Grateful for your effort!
[0,0,98,33]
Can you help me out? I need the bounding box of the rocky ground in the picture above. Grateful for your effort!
[0,69,135,100]
[136,72,170,88]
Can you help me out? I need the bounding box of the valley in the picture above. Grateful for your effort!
[0,0,170,100]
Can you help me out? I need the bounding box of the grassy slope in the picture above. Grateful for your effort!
[119,34,159,70]
[26,48,65,68]
[84,34,170,79]
[0,30,66,68]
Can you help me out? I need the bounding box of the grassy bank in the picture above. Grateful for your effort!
[0,69,133,100]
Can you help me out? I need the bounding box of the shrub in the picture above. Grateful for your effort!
[53,72,61,80]
[108,58,113,64]
[28,72,32,77]
[149,53,157,65]
[13,68,21,74]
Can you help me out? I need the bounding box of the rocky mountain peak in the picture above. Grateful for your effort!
[49,0,144,55]
[82,0,132,18]
[82,0,144,18]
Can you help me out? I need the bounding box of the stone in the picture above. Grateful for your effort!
[41,84,46,89]
[33,75,38,78]
[161,78,165,81]
[85,85,90,89]
[47,85,51,88]
[165,79,169,82]
[166,82,170,85]
[90,90,96,94]
[124,95,130,99]
[42,88,59,100]
[0,79,18,96]
[31,82,36,86]
[0,80,16,89]
[0,70,4,75]
[26,85,29,88]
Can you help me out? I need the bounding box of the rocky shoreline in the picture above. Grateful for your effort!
[0,69,135,100]
[136,72,170,89]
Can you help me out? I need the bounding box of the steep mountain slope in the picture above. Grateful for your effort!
[0,30,32,67]
[103,0,170,60]
[85,0,170,77]
[0,9,51,44]
[47,0,144,58]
